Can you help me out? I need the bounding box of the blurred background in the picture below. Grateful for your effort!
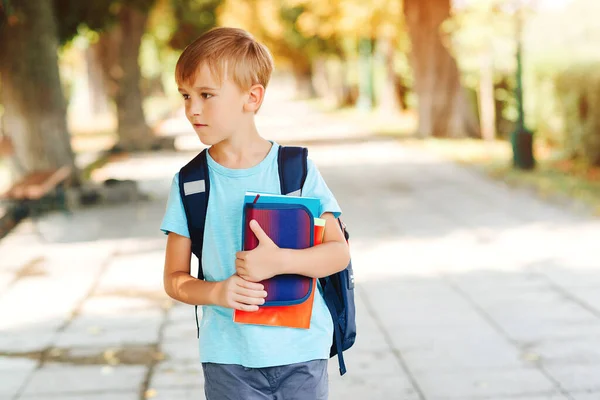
[1,0,600,399]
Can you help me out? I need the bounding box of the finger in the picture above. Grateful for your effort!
[236,278,264,291]
[233,302,260,312]
[235,266,248,278]
[234,294,266,306]
[250,220,272,243]
[235,286,268,298]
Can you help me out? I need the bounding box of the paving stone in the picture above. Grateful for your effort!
[388,323,503,350]
[149,360,204,388]
[0,330,56,353]
[79,296,160,314]
[542,268,600,289]
[446,270,552,294]
[569,393,600,400]
[484,395,568,400]
[0,272,14,297]
[544,364,600,392]
[498,319,600,343]
[18,393,138,400]
[148,387,205,400]
[569,288,600,313]
[55,325,160,348]
[0,370,32,399]
[0,278,82,332]
[20,364,146,396]
[55,309,162,347]
[0,245,42,272]
[96,252,165,293]
[398,333,523,372]
[329,370,419,400]
[412,368,559,399]
[167,303,197,325]
[0,356,38,399]
[473,291,598,321]
[161,339,199,362]
[328,348,405,378]
[162,322,197,342]
[526,338,600,365]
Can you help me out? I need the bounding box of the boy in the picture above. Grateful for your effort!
[161,27,350,400]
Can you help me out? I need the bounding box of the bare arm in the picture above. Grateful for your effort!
[163,232,266,310]
[279,212,349,278]
[163,232,218,305]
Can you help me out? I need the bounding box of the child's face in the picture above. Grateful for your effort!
[178,64,248,146]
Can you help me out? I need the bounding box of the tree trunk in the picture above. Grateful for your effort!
[312,57,329,99]
[292,61,316,100]
[97,5,154,152]
[479,47,496,141]
[86,44,111,116]
[0,0,77,179]
[377,37,402,114]
[403,0,480,138]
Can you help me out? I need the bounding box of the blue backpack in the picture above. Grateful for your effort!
[178,146,356,375]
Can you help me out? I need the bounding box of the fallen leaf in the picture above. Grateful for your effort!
[522,352,540,362]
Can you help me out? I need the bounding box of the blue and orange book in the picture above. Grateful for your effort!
[233,192,325,329]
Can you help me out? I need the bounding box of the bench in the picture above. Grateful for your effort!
[2,166,72,201]
[0,136,72,236]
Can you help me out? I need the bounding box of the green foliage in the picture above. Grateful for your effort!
[53,0,113,44]
[279,4,332,57]
[168,0,221,49]
[553,65,600,166]
[522,0,600,165]
[52,0,157,45]
[0,0,13,28]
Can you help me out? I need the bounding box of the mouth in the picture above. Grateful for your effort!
[193,123,207,128]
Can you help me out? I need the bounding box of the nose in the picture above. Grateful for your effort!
[187,97,202,117]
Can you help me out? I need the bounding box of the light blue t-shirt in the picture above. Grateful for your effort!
[160,142,342,367]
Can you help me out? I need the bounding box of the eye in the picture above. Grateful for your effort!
[181,93,190,100]
[201,93,213,99]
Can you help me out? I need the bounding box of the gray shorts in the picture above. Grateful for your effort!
[202,359,328,400]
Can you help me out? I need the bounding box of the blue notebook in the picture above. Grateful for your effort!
[244,191,321,218]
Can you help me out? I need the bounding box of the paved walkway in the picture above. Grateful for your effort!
[1,83,600,399]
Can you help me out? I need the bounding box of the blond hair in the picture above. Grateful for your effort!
[175,27,274,91]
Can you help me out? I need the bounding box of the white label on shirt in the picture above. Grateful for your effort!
[184,180,205,196]
[286,189,301,197]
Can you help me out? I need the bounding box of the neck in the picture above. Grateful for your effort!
[208,123,272,169]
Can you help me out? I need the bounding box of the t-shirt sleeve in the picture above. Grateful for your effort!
[302,158,342,219]
[160,173,190,238]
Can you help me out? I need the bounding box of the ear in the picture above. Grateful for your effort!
[244,84,265,113]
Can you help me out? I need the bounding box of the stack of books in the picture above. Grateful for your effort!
[233,192,325,329]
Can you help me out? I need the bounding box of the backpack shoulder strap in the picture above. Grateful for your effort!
[278,146,308,195]
[178,148,210,280]
[179,149,210,339]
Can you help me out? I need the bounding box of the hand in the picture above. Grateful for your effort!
[235,219,283,282]
[213,274,267,311]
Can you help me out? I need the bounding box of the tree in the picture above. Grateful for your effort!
[0,0,77,178]
[52,0,160,152]
[403,0,480,138]
[96,1,158,152]
[446,0,519,141]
